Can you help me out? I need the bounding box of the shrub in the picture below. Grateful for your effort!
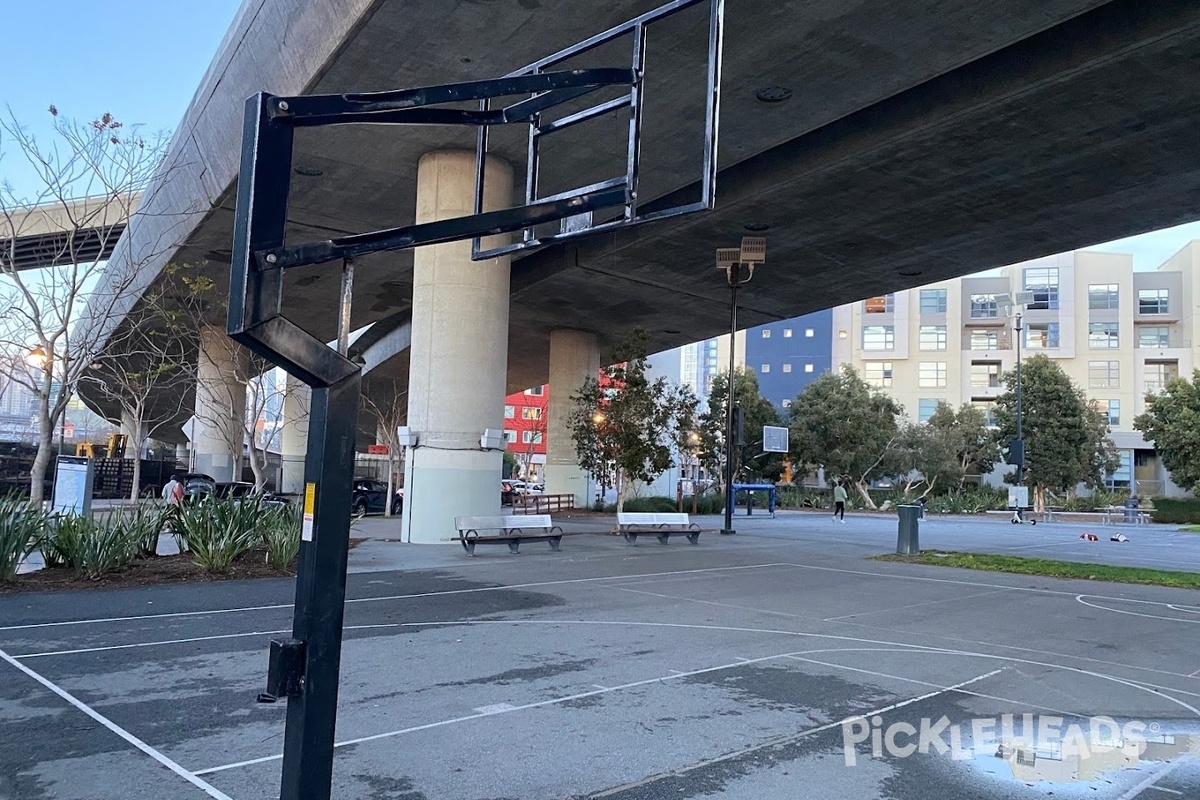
[107,504,169,558]
[0,495,46,582]
[44,513,142,580]
[175,497,264,572]
[604,496,679,513]
[262,505,301,571]
[1149,497,1200,525]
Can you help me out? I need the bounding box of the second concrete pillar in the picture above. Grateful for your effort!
[545,329,600,508]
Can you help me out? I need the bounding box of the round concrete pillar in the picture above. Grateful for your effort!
[545,329,600,508]
[191,326,247,482]
[280,374,310,495]
[175,442,190,470]
[401,150,512,543]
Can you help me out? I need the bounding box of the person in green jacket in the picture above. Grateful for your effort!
[832,480,847,522]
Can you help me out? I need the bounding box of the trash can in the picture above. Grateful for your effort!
[1123,496,1140,524]
[896,505,921,555]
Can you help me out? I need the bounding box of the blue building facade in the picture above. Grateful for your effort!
[744,310,833,409]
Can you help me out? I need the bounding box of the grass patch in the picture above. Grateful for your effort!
[874,551,1200,589]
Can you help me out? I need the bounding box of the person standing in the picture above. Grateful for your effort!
[162,474,184,506]
[832,480,847,523]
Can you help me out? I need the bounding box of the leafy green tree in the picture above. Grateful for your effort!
[1134,370,1200,493]
[993,354,1119,510]
[567,330,695,513]
[701,368,783,487]
[787,366,903,508]
[895,403,1000,497]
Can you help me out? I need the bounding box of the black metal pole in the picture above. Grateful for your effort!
[721,267,738,535]
[278,374,360,800]
[1014,312,1024,520]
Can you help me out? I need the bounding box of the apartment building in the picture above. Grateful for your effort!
[831,243,1200,495]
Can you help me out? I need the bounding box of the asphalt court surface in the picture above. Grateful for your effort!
[3,522,1200,799]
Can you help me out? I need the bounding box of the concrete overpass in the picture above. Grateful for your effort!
[82,0,1200,537]
[0,192,140,270]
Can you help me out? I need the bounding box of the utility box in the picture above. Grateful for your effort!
[896,505,921,555]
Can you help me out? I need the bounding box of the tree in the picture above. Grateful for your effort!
[993,354,1119,510]
[567,329,695,513]
[0,108,171,501]
[787,366,903,508]
[702,368,783,487]
[509,393,548,481]
[1134,370,1200,493]
[895,403,1000,497]
[361,376,406,516]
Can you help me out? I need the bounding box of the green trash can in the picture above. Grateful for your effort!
[896,505,921,555]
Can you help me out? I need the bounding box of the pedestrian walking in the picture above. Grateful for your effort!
[832,480,847,523]
[162,474,184,506]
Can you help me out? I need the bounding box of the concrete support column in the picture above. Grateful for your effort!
[280,374,311,495]
[175,443,189,470]
[545,329,600,508]
[191,326,247,482]
[401,150,512,543]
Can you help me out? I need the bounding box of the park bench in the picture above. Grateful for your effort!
[452,514,564,555]
[616,512,706,545]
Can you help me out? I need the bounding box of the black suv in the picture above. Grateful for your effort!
[352,478,403,515]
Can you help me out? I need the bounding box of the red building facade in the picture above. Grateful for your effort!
[504,385,548,481]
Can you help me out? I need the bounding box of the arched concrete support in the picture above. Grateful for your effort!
[191,326,247,482]
[280,374,311,495]
[401,150,512,544]
[545,329,600,508]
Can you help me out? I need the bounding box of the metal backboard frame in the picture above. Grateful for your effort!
[473,0,724,260]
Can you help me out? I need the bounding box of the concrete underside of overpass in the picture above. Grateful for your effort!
[81,0,1200,437]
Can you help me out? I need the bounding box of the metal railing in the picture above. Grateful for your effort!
[513,493,576,514]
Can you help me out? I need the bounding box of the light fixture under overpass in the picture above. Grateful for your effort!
[716,235,766,536]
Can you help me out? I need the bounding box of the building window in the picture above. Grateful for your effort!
[805,328,814,338]
[521,431,543,444]
[1023,267,1059,310]
[862,325,894,351]
[1025,322,1059,349]
[1145,361,1178,393]
[1106,450,1132,490]
[918,398,939,423]
[970,329,999,350]
[1088,360,1119,388]
[761,329,771,338]
[919,325,947,351]
[524,386,544,396]
[918,361,948,388]
[782,363,792,373]
[1088,284,1119,310]
[504,405,515,419]
[1108,399,1120,426]
[971,400,997,427]
[503,429,517,443]
[760,364,770,373]
[864,362,893,387]
[521,406,542,420]
[969,294,998,318]
[970,362,1002,389]
[1134,450,1150,468]
[1138,326,1171,347]
[1088,322,1119,349]
[783,328,793,338]
[864,294,894,314]
[919,288,947,314]
[804,364,814,373]
[1138,288,1169,315]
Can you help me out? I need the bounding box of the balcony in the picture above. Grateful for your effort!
[1135,336,1189,350]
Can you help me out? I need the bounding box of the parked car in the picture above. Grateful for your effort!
[501,479,526,505]
[180,473,216,504]
[352,478,403,515]
[213,481,291,509]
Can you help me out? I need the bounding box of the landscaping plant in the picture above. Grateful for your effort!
[175,497,264,572]
[0,494,46,582]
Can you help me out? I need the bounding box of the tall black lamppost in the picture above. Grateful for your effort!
[1001,292,1031,522]
[716,237,766,535]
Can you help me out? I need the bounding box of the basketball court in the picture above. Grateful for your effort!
[3,528,1198,799]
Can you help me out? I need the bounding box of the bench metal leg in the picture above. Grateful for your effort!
[686,532,700,545]
[622,531,637,544]
[548,536,561,552]
[656,532,670,545]
[461,539,476,556]
[507,539,520,554]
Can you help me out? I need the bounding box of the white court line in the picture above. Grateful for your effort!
[1076,595,1200,625]
[192,618,1200,776]
[0,562,794,632]
[193,646,831,775]
[589,668,1003,798]
[1117,761,1181,800]
[15,629,291,659]
[1146,785,1183,796]
[822,589,1012,622]
[0,646,234,800]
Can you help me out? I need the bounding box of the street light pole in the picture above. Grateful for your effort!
[1014,311,1024,521]
[715,238,766,536]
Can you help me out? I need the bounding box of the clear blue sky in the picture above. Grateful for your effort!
[0,0,243,199]
[1,0,1196,269]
